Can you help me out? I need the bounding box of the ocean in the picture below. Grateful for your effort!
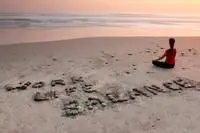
[0,13,200,44]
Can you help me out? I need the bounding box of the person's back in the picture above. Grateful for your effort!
[165,48,176,65]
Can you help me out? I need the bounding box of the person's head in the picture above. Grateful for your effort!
[169,38,175,49]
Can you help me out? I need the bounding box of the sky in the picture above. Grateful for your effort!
[1,0,200,14]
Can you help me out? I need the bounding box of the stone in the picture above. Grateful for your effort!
[51,79,66,87]
[32,81,45,88]
[181,53,185,56]
[52,58,57,61]
[65,87,76,96]
[88,105,93,110]
[4,84,15,91]
[33,91,58,102]
[24,81,31,87]
[71,76,84,84]
[84,89,97,93]
[101,102,107,107]
[125,71,131,74]
[33,92,49,102]
[17,85,27,91]
[45,90,59,99]
[65,110,79,117]
[193,52,197,55]
[77,106,84,113]
[128,91,136,100]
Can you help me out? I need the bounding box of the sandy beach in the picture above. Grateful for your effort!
[1,37,200,133]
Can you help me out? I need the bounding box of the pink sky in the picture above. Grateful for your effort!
[1,0,200,14]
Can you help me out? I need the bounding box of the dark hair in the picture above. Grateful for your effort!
[169,38,175,49]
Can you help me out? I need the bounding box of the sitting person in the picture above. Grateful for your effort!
[152,38,176,69]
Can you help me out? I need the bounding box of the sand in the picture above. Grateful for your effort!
[0,37,200,133]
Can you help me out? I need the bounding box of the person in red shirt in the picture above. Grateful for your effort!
[152,38,176,69]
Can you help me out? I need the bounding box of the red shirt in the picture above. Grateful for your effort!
[165,49,176,65]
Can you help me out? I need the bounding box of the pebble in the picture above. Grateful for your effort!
[4,84,15,91]
[51,79,66,87]
[32,81,45,88]
[33,92,49,102]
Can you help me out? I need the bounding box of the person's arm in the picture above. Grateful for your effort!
[154,51,167,61]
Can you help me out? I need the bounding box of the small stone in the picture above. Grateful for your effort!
[157,118,161,121]
[105,62,108,65]
[193,52,197,55]
[4,84,15,91]
[128,91,136,100]
[65,87,76,96]
[125,71,130,74]
[17,85,27,90]
[45,91,59,99]
[71,76,84,84]
[181,53,185,56]
[91,101,99,106]
[83,88,96,93]
[24,81,31,87]
[128,54,133,56]
[65,110,79,117]
[52,58,57,61]
[32,81,45,88]
[101,102,107,107]
[33,92,49,102]
[182,67,187,70]
[88,105,93,110]
[51,79,66,87]
[77,106,84,113]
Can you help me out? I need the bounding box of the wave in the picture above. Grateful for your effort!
[1,13,200,29]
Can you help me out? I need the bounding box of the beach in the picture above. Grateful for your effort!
[0,37,200,133]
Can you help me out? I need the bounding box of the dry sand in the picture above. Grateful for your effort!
[0,37,200,133]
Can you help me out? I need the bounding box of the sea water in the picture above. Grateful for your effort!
[0,13,200,44]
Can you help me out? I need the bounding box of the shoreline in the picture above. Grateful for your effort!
[1,36,200,46]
